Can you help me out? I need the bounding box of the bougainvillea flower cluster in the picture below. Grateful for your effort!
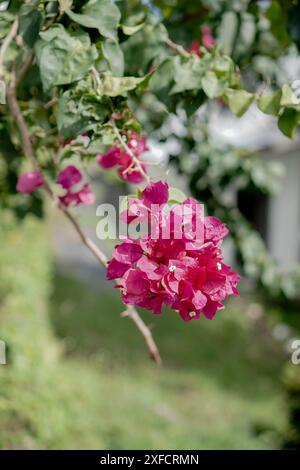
[97,131,148,183]
[57,165,95,207]
[189,25,215,56]
[16,171,44,194]
[107,181,240,322]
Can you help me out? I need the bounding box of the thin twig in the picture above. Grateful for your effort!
[165,37,190,59]
[0,18,18,78]
[6,73,162,365]
[91,66,101,87]
[111,120,150,184]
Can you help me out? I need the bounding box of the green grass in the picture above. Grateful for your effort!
[49,275,287,450]
[0,215,288,449]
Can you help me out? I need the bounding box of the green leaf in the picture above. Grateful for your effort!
[258,89,282,116]
[121,23,168,76]
[226,89,255,117]
[201,71,227,99]
[121,23,145,36]
[168,187,187,204]
[56,87,110,141]
[66,0,121,41]
[102,39,124,77]
[35,25,98,92]
[19,5,44,47]
[217,11,238,56]
[98,73,148,97]
[0,80,6,105]
[278,108,300,138]
[171,56,204,94]
[280,84,299,108]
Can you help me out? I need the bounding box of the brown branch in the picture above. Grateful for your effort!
[6,73,162,365]
[111,120,150,184]
[165,37,190,59]
[0,18,18,78]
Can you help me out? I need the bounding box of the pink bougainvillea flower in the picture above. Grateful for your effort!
[17,171,44,194]
[76,183,96,205]
[57,165,82,189]
[201,25,215,49]
[97,147,121,169]
[57,165,95,207]
[188,25,215,56]
[97,131,149,183]
[188,39,201,56]
[107,181,240,322]
[59,184,95,208]
[126,132,148,156]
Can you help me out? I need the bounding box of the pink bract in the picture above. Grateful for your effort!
[96,131,149,183]
[107,181,240,322]
[57,165,82,189]
[16,171,44,194]
[57,165,95,207]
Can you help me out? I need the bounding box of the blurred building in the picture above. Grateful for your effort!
[209,104,300,271]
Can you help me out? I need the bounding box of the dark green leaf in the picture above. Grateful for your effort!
[19,5,44,47]
[66,0,120,41]
[278,108,300,138]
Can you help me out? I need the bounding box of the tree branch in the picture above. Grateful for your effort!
[111,120,151,184]
[165,37,190,59]
[0,18,18,79]
[6,73,162,365]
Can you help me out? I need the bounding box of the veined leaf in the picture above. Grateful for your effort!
[35,25,98,92]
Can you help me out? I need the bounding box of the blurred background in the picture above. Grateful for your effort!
[1,0,300,450]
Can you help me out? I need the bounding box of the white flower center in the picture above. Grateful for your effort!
[217,262,222,271]
[169,265,177,272]
[189,311,196,318]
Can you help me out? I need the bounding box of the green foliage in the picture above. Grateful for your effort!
[0,216,287,449]
[35,25,98,92]
[65,0,120,40]
[282,365,300,449]
[225,89,255,117]
[18,4,44,47]
[1,0,300,298]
